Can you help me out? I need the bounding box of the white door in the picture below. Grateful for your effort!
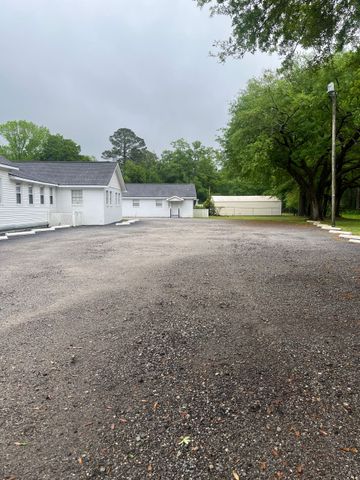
[73,211,83,226]
[170,206,180,218]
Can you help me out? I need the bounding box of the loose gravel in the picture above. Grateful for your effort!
[0,219,359,479]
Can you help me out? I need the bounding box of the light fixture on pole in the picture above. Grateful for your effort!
[327,82,336,227]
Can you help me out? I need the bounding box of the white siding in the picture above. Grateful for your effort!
[122,198,194,218]
[104,170,123,224]
[213,196,282,216]
[52,188,106,226]
[0,168,57,230]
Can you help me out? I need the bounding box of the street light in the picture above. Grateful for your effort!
[327,82,336,227]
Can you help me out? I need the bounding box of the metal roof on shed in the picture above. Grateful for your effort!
[212,196,280,202]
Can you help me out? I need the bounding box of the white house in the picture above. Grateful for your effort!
[122,184,197,218]
[212,195,282,216]
[0,156,126,230]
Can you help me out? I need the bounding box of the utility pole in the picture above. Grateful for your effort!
[327,82,336,227]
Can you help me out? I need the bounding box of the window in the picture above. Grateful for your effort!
[28,186,34,205]
[106,190,109,205]
[49,187,54,205]
[133,200,140,207]
[40,187,45,204]
[16,183,22,204]
[110,191,112,205]
[71,190,83,205]
[156,200,162,207]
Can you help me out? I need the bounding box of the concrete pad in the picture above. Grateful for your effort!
[6,231,36,237]
[328,229,343,234]
[33,227,56,233]
[116,222,131,226]
[335,231,352,236]
[53,225,71,229]
[0,236,8,241]
[346,235,360,240]
[349,239,360,244]
[321,226,333,230]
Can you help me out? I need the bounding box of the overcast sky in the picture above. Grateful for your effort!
[1,0,279,159]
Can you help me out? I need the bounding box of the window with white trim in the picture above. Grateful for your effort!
[49,187,54,205]
[106,190,109,205]
[133,200,140,207]
[155,200,162,207]
[28,186,34,205]
[16,183,22,204]
[71,189,83,205]
[110,191,112,205]
[40,187,45,204]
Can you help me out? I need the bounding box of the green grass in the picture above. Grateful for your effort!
[208,214,307,224]
[207,212,360,234]
[332,213,360,235]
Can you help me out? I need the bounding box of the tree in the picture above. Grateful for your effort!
[122,151,161,183]
[223,52,360,219]
[203,195,218,216]
[196,0,360,61]
[158,139,219,202]
[0,120,49,161]
[39,134,91,162]
[102,128,147,166]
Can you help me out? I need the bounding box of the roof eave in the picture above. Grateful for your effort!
[0,163,19,171]
[9,174,58,187]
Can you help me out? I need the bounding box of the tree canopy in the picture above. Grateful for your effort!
[0,121,92,162]
[39,134,93,162]
[102,128,148,166]
[0,120,49,161]
[196,0,360,61]
[222,51,360,219]
[158,139,220,202]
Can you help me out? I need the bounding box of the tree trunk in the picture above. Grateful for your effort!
[309,196,321,220]
[298,189,307,216]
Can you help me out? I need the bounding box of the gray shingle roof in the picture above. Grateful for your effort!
[10,161,118,186]
[123,183,197,198]
[0,156,19,169]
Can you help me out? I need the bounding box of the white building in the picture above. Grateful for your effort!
[122,184,196,218]
[212,195,282,216]
[0,156,126,230]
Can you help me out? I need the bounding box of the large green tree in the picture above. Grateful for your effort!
[122,151,161,183]
[197,0,360,61]
[102,128,147,166]
[39,134,92,162]
[0,120,49,161]
[223,52,360,219]
[158,139,219,201]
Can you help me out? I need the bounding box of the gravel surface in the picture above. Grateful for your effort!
[0,219,359,480]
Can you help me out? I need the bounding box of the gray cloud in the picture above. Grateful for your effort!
[0,0,279,158]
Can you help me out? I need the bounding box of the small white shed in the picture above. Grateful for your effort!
[212,195,282,216]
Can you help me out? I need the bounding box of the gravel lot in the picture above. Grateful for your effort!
[0,219,359,480]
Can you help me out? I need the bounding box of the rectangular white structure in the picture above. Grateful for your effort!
[122,184,196,218]
[0,157,126,230]
[212,195,282,216]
